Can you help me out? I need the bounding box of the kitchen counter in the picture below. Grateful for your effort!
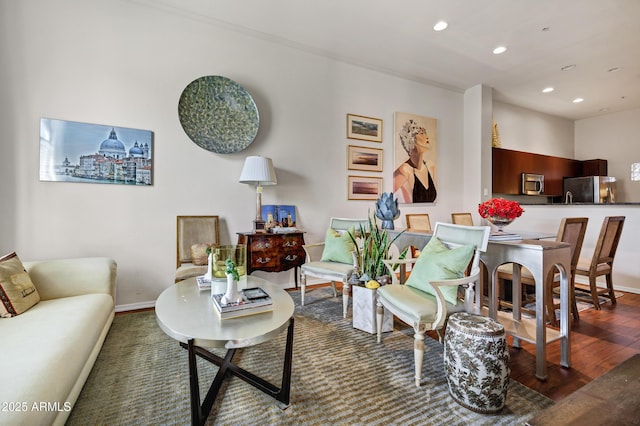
[522,202,640,206]
[492,195,640,206]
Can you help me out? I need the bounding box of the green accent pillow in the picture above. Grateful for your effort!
[405,237,475,305]
[321,227,355,264]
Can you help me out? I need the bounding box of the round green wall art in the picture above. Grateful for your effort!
[178,76,259,154]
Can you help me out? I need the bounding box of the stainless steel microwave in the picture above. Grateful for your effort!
[521,173,544,195]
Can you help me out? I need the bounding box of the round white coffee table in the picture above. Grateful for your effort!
[156,276,295,425]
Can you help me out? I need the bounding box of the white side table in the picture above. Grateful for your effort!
[155,276,295,425]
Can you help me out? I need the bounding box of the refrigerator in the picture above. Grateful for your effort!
[563,176,616,203]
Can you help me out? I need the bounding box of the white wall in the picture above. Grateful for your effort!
[493,101,575,158]
[575,108,640,202]
[0,0,467,309]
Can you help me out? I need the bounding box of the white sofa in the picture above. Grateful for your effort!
[0,257,117,426]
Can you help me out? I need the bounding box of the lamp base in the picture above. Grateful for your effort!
[253,219,266,233]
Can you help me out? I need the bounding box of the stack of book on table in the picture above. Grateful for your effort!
[488,232,522,241]
[196,275,212,291]
[211,287,273,319]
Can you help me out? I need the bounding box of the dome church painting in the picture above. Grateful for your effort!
[39,118,153,186]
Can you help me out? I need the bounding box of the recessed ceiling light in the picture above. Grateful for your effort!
[493,46,507,54]
[561,64,576,71]
[573,98,584,103]
[542,87,554,93]
[433,21,448,31]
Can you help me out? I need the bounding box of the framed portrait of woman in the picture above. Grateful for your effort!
[393,112,437,204]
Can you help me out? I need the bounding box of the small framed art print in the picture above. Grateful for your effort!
[347,145,383,172]
[347,175,383,200]
[346,114,382,143]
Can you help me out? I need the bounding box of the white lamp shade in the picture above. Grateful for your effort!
[239,156,277,185]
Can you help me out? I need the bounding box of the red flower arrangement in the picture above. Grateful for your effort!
[478,198,524,220]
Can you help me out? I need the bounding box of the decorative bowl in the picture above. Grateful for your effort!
[486,216,515,232]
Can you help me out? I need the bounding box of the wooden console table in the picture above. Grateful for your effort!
[237,232,306,288]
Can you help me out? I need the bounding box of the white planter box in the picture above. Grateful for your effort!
[352,285,393,334]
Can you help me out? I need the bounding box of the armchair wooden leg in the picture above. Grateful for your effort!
[330,281,337,298]
[414,332,425,387]
[570,278,580,322]
[606,273,617,305]
[590,275,601,309]
[300,272,306,306]
[342,281,350,319]
[376,302,383,344]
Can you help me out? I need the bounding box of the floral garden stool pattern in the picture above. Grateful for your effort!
[444,312,510,413]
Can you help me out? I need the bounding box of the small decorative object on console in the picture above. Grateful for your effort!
[375,192,400,230]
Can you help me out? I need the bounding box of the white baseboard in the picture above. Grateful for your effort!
[113,278,637,313]
[574,277,640,295]
[115,301,155,313]
[114,278,315,313]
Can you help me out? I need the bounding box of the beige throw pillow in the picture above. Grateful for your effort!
[0,252,40,318]
[190,243,210,266]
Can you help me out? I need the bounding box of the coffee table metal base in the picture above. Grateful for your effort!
[181,317,295,426]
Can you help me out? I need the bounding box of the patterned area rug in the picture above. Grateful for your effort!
[67,288,554,425]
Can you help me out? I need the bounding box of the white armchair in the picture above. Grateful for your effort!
[300,217,369,318]
[377,222,490,387]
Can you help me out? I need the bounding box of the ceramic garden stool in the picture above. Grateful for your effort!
[443,312,510,414]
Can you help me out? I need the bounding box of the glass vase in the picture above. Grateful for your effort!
[211,244,247,280]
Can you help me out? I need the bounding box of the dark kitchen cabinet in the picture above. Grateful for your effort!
[492,148,582,196]
[582,159,608,176]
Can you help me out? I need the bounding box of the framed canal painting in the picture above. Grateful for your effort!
[39,118,153,186]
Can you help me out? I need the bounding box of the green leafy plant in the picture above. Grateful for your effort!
[349,215,407,282]
[225,259,240,281]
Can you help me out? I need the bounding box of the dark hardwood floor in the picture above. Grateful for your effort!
[506,291,640,401]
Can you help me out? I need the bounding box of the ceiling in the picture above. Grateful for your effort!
[140,0,640,121]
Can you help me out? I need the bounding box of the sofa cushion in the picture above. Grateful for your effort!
[0,252,40,317]
[321,227,355,264]
[378,283,466,323]
[405,237,474,305]
[302,260,356,277]
[0,293,114,425]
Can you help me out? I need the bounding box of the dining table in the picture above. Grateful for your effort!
[387,227,571,380]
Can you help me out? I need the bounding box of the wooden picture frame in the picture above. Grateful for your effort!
[347,114,382,142]
[347,145,383,172]
[347,175,383,200]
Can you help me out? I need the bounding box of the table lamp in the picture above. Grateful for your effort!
[239,156,277,233]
